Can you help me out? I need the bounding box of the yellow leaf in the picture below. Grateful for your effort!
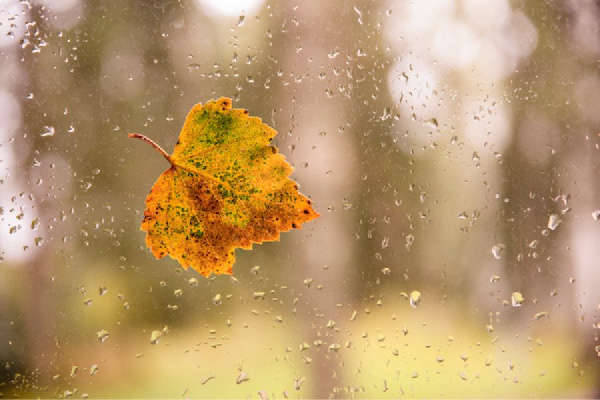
[130,98,319,276]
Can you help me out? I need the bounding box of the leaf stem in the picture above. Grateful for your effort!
[128,133,173,166]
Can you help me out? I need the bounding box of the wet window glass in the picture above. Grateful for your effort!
[1,0,599,397]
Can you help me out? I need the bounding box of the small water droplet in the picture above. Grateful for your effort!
[533,311,549,320]
[253,291,265,300]
[40,126,55,137]
[212,293,222,305]
[591,210,600,221]
[294,376,306,390]
[409,290,422,308]
[34,237,43,247]
[236,15,245,26]
[150,330,164,345]
[491,244,505,259]
[511,292,524,307]
[547,214,562,230]
[381,236,389,249]
[173,288,183,297]
[424,118,439,128]
[405,234,415,250]
[90,364,99,375]
[236,372,249,384]
[96,330,109,342]
[490,275,501,283]
[381,107,391,121]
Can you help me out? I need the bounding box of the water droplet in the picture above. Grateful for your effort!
[236,15,245,27]
[96,330,109,342]
[533,311,549,320]
[424,118,439,128]
[490,275,501,283]
[592,210,600,220]
[253,291,265,300]
[381,236,389,249]
[173,288,183,297]
[236,372,249,384]
[212,293,222,305]
[40,126,55,137]
[34,237,43,247]
[547,214,562,230]
[511,292,524,307]
[409,290,422,308]
[381,107,392,121]
[405,234,415,250]
[294,376,306,390]
[299,342,311,351]
[188,278,198,287]
[491,244,505,259]
[30,218,40,230]
[89,364,99,375]
[150,330,164,345]
[328,48,339,59]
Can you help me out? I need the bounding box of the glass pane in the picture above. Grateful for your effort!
[1,0,599,397]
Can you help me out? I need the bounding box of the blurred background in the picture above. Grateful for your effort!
[1,0,599,397]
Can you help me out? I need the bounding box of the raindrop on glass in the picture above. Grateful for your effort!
[491,244,505,259]
[547,214,562,230]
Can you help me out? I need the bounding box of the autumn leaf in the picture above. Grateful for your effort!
[129,98,319,276]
